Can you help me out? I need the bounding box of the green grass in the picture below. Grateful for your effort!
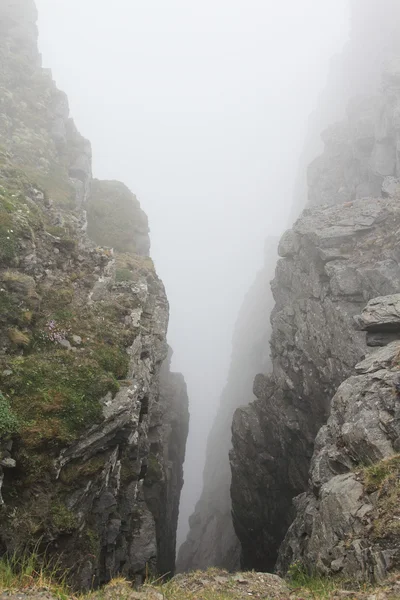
[3,351,118,445]
[359,455,400,540]
[0,548,70,599]
[287,562,342,598]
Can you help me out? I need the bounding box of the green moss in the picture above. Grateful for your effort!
[50,500,78,533]
[93,345,129,379]
[3,351,119,448]
[83,528,101,556]
[0,392,19,437]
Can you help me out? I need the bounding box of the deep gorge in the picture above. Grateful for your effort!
[0,0,400,593]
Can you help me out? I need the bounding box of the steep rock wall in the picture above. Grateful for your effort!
[277,333,400,581]
[0,0,188,589]
[230,60,400,573]
[177,239,277,572]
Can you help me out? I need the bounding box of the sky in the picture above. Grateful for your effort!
[35,0,350,546]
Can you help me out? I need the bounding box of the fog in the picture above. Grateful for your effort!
[35,0,350,546]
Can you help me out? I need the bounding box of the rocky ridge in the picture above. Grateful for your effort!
[230,58,400,577]
[0,0,188,589]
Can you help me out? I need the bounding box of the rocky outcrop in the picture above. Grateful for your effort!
[230,115,400,574]
[177,239,277,572]
[277,321,400,581]
[0,0,188,589]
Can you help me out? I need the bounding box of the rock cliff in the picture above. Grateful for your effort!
[230,52,400,578]
[277,324,400,581]
[0,0,188,589]
[177,239,277,572]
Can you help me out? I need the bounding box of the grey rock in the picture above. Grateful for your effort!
[382,176,400,198]
[58,338,72,350]
[358,294,400,331]
[355,341,400,373]
[0,457,16,469]
[366,331,400,346]
[278,333,400,581]
[278,230,300,258]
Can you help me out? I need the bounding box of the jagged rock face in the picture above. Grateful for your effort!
[0,0,188,589]
[230,192,400,571]
[177,240,277,572]
[277,327,400,581]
